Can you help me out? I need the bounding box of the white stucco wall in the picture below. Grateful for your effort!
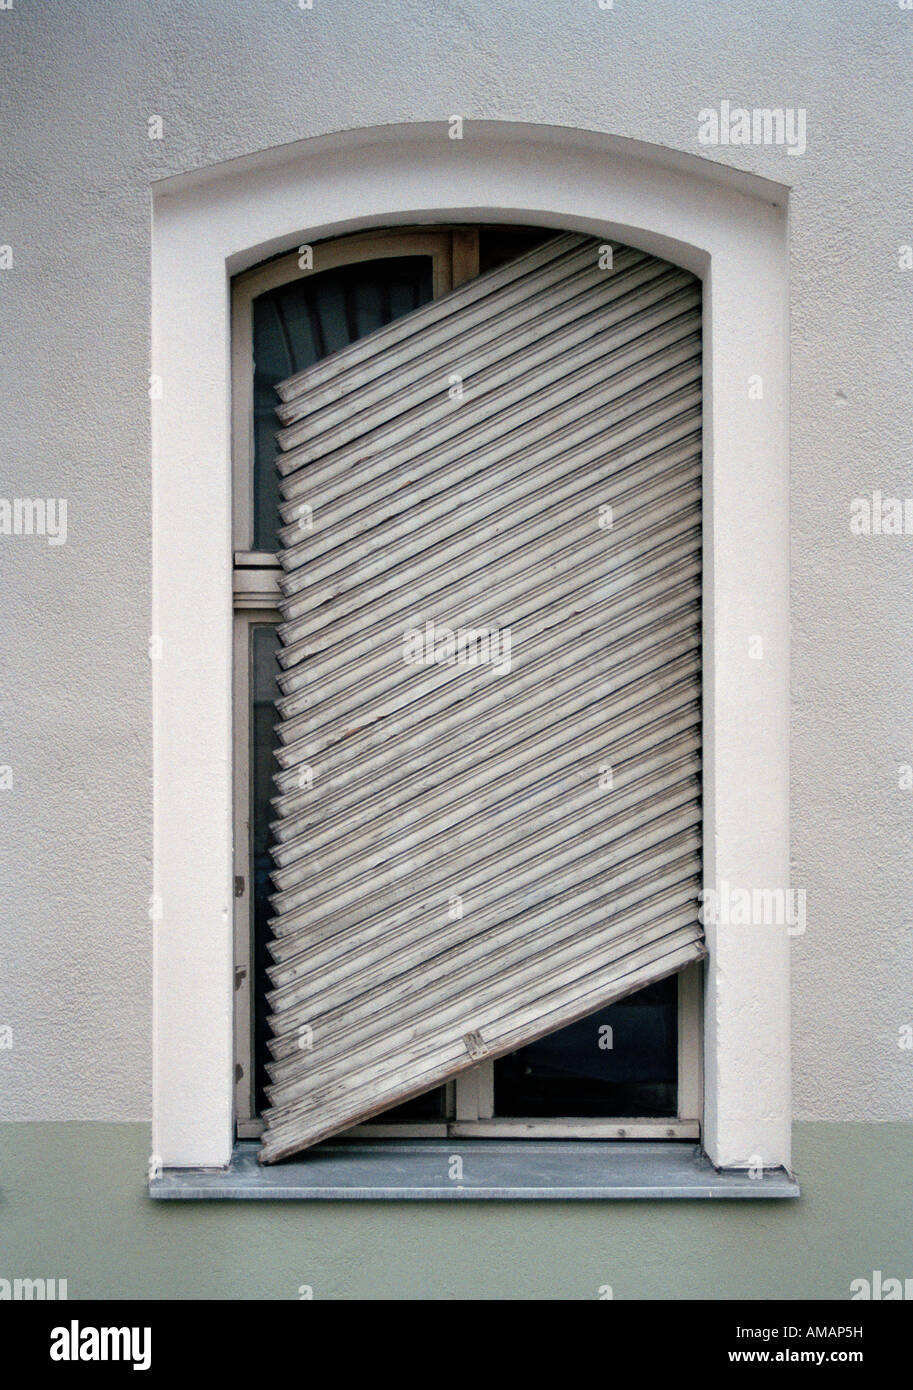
[1,0,911,1123]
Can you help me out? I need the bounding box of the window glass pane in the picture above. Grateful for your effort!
[250,625,281,1117]
[477,225,552,274]
[493,977,678,1118]
[251,255,434,550]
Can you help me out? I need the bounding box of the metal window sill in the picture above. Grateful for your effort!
[149,1140,800,1200]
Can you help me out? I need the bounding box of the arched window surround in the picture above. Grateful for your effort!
[151,121,791,1173]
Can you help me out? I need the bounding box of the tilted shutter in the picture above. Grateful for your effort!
[260,232,705,1163]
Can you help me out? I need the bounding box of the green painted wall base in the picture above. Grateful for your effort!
[0,1122,910,1299]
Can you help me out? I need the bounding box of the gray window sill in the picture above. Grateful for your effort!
[149,1139,800,1200]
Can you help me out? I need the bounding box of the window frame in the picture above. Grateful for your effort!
[230,224,702,1145]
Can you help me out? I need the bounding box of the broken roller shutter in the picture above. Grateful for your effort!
[260,232,705,1163]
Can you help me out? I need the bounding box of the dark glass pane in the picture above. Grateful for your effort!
[374,1088,446,1121]
[251,625,282,1117]
[251,255,434,551]
[478,225,553,274]
[493,977,678,1118]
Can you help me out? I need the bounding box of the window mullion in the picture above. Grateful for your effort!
[453,1063,494,1123]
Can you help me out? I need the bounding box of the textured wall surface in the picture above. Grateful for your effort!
[0,0,911,1122]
